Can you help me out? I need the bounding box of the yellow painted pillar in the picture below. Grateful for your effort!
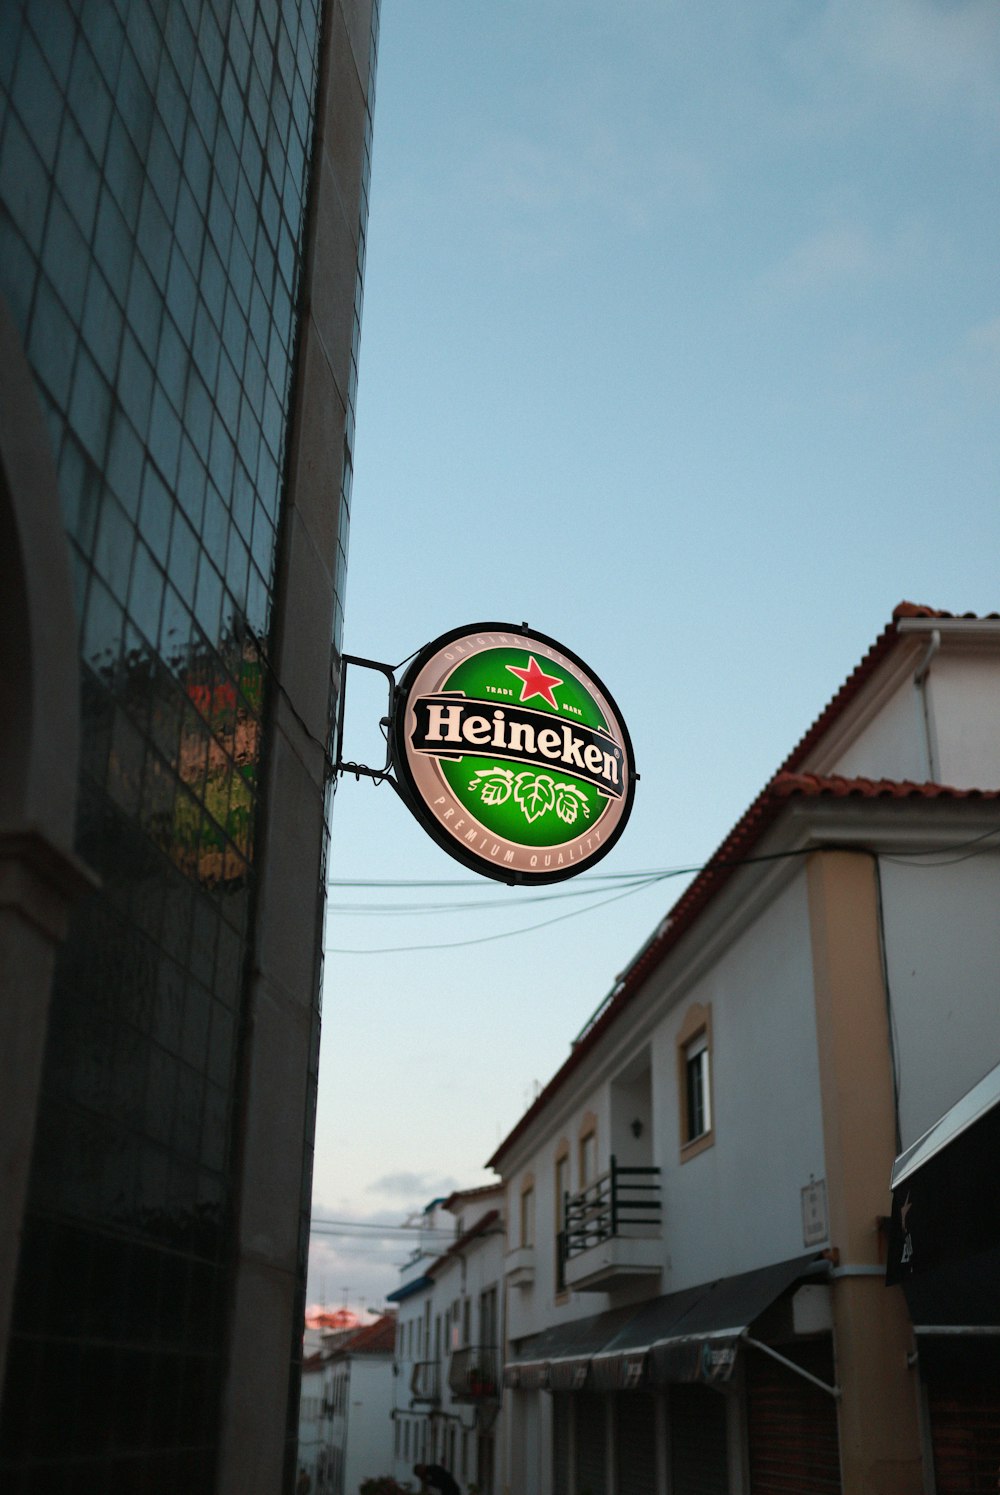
[807,851,924,1495]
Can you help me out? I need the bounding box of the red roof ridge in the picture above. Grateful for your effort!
[333,1314,397,1357]
[892,601,1000,622]
[442,1182,503,1212]
[772,771,1000,802]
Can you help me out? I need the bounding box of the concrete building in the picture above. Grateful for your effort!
[0,1,378,1490]
[489,604,1000,1495]
[389,1188,506,1494]
[326,1314,397,1495]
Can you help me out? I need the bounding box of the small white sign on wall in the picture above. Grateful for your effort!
[801,1177,829,1247]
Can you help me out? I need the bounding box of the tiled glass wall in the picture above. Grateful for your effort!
[0,0,345,1488]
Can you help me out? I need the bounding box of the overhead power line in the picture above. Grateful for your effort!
[323,826,1000,956]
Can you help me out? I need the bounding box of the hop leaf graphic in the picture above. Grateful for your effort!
[513,772,556,824]
[554,783,591,825]
[470,767,513,805]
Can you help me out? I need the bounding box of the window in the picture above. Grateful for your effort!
[677,1003,714,1159]
[555,1144,570,1295]
[519,1179,535,1248]
[579,1114,598,1187]
[686,1032,710,1139]
[479,1286,497,1348]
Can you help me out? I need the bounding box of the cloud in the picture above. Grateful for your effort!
[306,1229,404,1314]
[967,314,1000,358]
[760,214,932,301]
[943,312,1000,407]
[367,1171,459,1200]
[768,222,882,295]
[806,0,1000,123]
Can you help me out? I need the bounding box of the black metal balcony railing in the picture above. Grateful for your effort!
[563,1155,661,1259]
[448,1344,500,1402]
[410,1360,441,1403]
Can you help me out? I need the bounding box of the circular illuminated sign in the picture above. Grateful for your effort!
[391,623,636,884]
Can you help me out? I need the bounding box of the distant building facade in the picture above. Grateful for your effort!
[299,1351,330,1494]
[326,1314,397,1495]
[0,1,378,1490]
[389,1189,506,1494]
[489,605,1000,1495]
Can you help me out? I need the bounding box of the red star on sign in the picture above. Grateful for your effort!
[506,655,564,708]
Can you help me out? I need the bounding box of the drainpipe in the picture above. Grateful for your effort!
[913,629,941,782]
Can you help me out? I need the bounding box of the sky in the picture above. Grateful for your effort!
[305,0,1000,1312]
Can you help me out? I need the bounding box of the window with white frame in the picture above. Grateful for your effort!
[677,1003,714,1157]
[685,1032,710,1139]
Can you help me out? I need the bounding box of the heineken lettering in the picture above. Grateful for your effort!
[410,696,623,796]
[391,623,637,884]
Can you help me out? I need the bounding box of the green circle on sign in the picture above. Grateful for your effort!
[437,647,615,848]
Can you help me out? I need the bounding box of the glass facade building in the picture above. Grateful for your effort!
[0,0,377,1489]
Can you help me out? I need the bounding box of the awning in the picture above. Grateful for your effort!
[646,1254,825,1387]
[505,1304,637,1391]
[887,1061,1000,1313]
[386,1274,433,1304]
[587,1284,707,1391]
[505,1253,825,1392]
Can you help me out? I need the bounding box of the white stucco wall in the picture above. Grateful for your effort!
[391,1198,505,1492]
[827,672,931,783]
[391,1288,431,1487]
[653,867,825,1288]
[926,651,1000,788]
[344,1356,395,1494]
[827,648,1000,788]
[506,867,826,1342]
[880,849,1000,1149]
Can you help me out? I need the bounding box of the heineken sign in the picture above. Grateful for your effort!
[391,623,636,884]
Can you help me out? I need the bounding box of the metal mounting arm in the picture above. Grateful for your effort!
[333,654,398,785]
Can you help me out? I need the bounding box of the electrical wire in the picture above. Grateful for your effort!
[327,868,679,887]
[309,1218,456,1234]
[324,871,678,955]
[880,823,1000,867]
[324,872,666,916]
[324,822,1000,955]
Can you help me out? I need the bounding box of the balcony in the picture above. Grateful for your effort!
[410,1360,441,1404]
[563,1155,662,1292]
[505,1242,535,1288]
[448,1345,500,1402]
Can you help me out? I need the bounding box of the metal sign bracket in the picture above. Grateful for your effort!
[333,653,400,788]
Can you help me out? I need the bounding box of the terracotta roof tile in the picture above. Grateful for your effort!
[333,1314,397,1357]
[773,773,1000,803]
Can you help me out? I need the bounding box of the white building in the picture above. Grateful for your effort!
[298,1352,331,1494]
[488,603,1000,1495]
[326,1314,398,1495]
[390,1186,506,1493]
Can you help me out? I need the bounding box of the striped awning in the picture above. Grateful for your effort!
[504,1254,825,1393]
